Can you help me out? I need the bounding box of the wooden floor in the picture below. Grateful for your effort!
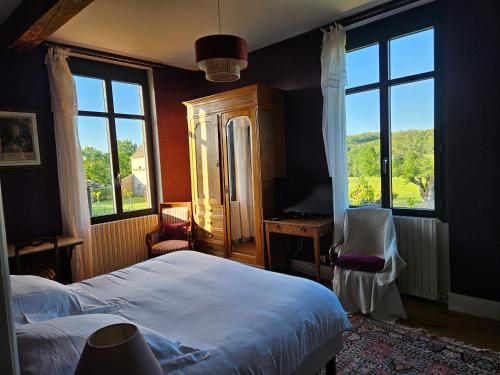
[306,273,500,352]
[400,296,500,352]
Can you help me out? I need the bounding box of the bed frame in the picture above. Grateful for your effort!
[326,357,336,374]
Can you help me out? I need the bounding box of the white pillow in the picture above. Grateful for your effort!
[16,314,211,375]
[10,275,113,325]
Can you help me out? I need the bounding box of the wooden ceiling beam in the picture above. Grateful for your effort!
[0,0,94,52]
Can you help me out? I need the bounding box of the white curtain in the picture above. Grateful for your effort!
[233,118,254,239]
[321,25,349,245]
[46,47,94,281]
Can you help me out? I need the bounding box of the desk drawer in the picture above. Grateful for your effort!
[267,222,313,236]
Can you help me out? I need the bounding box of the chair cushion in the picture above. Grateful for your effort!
[151,240,190,255]
[336,253,385,272]
[159,222,189,241]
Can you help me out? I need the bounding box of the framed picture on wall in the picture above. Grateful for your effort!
[0,111,41,167]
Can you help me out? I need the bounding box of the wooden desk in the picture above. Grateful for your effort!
[8,235,83,283]
[264,216,333,282]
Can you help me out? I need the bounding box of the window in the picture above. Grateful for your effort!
[346,14,441,216]
[71,58,156,223]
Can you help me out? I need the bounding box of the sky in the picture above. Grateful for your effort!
[346,28,434,135]
[74,76,145,152]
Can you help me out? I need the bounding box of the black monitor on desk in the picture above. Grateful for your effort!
[273,177,333,218]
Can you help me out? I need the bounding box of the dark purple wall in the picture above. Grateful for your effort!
[443,0,500,301]
[0,47,62,243]
[195,29,328,178]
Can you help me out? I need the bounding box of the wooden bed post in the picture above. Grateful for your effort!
[325,356,336,375]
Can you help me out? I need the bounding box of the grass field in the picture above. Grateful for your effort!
[348,176,424,208]
[91,196,149,216]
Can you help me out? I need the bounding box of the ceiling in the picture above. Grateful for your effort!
[0,0,21,24]
[1,0,390,70]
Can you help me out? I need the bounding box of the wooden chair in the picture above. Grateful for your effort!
[146,202,193,258]
[14,237,59,281]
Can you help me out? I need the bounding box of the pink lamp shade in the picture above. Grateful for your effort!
[195,34,248,82]
[75,323,162,375]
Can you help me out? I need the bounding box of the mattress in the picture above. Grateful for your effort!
[74,251,351,374]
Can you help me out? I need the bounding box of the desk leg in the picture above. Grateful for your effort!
[265,226,272,271]
[54,247,61,282]
[313,234,321,282]
[66,246,74,284]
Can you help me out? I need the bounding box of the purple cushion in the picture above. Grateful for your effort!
[159,222,189,241]
[336,253,385,272]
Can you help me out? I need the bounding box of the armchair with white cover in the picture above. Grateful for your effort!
[330,207,407,323]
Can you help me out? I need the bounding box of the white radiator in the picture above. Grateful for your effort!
[91,215,158,276]
[394,216,438,300]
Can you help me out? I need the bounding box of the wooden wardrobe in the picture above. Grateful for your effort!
[184,85,285,267]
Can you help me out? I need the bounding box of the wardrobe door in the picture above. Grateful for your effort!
[221,109,263,266]
[189,114,225,257]
[191,114,222,205]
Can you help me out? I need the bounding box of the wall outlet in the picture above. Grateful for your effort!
[320,255,327,263]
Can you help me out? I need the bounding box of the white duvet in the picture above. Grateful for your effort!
[20,251,351,374]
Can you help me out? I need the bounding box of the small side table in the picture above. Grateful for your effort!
[8,235,83,283]
[264,216,333,282]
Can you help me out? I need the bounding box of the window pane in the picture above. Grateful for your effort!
[77,116,116,217]
[390,28,434,79]
[74,76,106,112]
[115,119,151,212]
[346,44,379,88]
[346,89,381,206]
[112,81,143,115]
[390,79,434,209]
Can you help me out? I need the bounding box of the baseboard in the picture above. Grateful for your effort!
[448,292,500,321]
[290,259,332,281]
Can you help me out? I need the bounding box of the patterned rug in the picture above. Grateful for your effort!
[335,315,500,374]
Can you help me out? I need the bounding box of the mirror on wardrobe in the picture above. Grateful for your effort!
[225,116,256,257]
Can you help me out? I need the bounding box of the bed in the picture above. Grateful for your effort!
[14,250,351,374]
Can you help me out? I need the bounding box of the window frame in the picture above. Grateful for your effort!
[345,2,445,219]
[70,57,158,224]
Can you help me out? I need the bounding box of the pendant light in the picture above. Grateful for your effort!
[195,0,248,82]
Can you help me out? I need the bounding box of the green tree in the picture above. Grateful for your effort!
[348,129,434,207]
[358,144,379,176]
[91,190,101,205]
[81,147,111,185]
[400,152,435,207]
[122,188,134,210]
[350,177,377,206]
[117,139,138,178]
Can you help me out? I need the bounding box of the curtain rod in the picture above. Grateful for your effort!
[43,41,169,69]
[323,0,435,31]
